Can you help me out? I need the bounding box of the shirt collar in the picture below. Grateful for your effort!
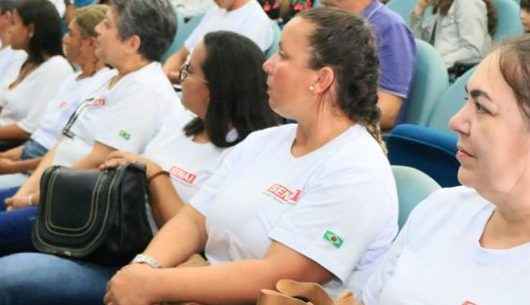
[361,0,383,20]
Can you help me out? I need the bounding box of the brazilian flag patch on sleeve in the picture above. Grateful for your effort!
[118,129,131,140]
[323,230,343,248]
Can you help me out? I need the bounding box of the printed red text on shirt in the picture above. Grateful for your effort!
[169,166,197,185]
[265,184,302,204]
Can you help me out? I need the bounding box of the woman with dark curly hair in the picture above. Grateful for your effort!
[101,7,397,305]
[411,0,496,73]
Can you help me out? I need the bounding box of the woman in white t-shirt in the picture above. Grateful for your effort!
[261,36,530,305]
[0,0,180,258]
[0,0,26,88]
[101,30,279,227]
[0,0,73,150]
[0,5,115,190]
[2,0,180,211]
[356,35,530,305]
[102,8,397,305]
[0,30,278,304]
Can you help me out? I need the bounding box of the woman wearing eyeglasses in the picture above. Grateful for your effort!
[0,30,278,305]
[101,30,279,227]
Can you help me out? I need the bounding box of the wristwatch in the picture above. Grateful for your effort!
[131,254,161,268]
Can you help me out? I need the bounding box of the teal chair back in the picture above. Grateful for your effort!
[386,0,417,24]
[403,39,449,125]
[161,13,205,63]
[492,0,524,41]
[392,165,441,228]
[75,0,95,6]
[265,22,282,59]
[427,67,476,133]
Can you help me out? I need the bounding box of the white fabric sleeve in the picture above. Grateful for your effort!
[92,91,161,154]
[268,163,396,283]
[17,63,73,133]
[442,0,489,65]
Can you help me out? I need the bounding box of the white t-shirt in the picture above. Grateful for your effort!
[0,47,26,87]
[30,68,117,150]
[363,186,530,305]
[0,55,74,132]
[52,62,187,167]
[191,124,398,298]
[184,0,273,52]
[171,0,214,18]
[144,115,224,202]
[143,113,227,231]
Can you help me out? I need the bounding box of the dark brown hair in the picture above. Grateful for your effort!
[298,7,383,145]
[183,31,279,148]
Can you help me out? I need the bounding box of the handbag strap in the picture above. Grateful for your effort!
[62,98,94,139]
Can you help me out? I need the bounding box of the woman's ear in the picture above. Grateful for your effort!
[312,66,335,95]
[28,23,35,39]
[124,34,142,55]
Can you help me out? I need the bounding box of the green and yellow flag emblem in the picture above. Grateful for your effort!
[323,230,343,248]
[119,130,131,141]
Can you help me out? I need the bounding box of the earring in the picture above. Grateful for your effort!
[309,85,315,91]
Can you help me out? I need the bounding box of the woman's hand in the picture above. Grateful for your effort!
[100,151,144,169]
[4,192,38,211]
[100,151,162,177]
[104,263,161,305]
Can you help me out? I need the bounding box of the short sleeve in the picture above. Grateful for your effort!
[17,62,73,133]
[92,91,163,154]
[268,163,397,283]
[377,22,416,98]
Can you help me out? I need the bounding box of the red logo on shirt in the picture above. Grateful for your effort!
[265,184,302,204]
[88,97,106,107]
[58,101,68,108]
[169,166,197,185]
[461,301,478,305]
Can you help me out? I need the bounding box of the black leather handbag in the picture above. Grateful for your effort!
[32,163,153,266]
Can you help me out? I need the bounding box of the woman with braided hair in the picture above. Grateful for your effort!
[100,7,398,305]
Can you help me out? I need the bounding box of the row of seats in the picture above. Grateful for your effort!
[404,39,474,134]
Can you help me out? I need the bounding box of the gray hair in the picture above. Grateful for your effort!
[111,0,177,62]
